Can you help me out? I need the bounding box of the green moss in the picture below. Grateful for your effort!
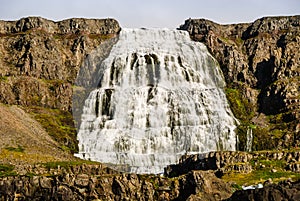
[28,106,78,153]
[225,84,257,151]
[223,150,300,186]
[25,172,37,177]
[235,37,244,47]
[231,183,242,190]
[5,145,25,153]
[225,86,254,121]
[224,82,293,151]
[0,76,8,82]
[223,166,300,186]
[53,34,64,40]
[0,164,17,177]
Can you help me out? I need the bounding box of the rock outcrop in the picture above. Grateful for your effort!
[179,15,300,150]
[226,179,300,201]
[165,150,300,178]
[0,165,232,201]
[0,17,120,111]
[165,152,253,177]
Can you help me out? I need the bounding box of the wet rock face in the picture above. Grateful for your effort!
[0,17,120,111]
[179,16,300,148]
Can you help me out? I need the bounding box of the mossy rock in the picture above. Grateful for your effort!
[27,106,78,153]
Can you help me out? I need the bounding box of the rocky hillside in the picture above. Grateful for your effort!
[180,15,300,151]
[0,104,74,166]
[0,17,120,154]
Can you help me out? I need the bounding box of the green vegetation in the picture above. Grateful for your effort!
[222,151,300,186]
[230,183,242,191]
[5,145,25,153]
[0,76,8,82]
[225,84,256,151]
[235,37,244,47]
[42,160,100,171]
[0,164,17,177]
[223,169,300,186]
[225,86,254,122]
[225,81,296,151]
[28,106,78,153]
[252,111,294,150]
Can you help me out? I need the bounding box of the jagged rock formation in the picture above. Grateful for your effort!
[165,150,300,178]
[0,17,120,110]
[179,15,300,150]
[0,163,232,201]
[226,179,300,201]
[165,152,253,177]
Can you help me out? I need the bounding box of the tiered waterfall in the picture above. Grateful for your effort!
[75,28,237,174]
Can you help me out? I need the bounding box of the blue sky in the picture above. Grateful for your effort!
[1,0,299,28]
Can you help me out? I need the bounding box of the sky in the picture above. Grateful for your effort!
[0,0,299,28]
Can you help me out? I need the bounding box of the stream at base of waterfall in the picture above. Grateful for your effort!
[74,28,238,174]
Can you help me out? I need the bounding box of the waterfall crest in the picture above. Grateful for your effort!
[74,28,237,174]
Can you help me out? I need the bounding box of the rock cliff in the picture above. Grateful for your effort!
[179,15,300,150]
[0,163,232,201]
[0,17,120,153]
[0,17,120,110]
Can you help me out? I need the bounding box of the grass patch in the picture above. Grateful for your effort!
[28,106,78,153]
[43,160,99,170]
[5,145,25,153]
[235,37,244,47]
[0,149,59,164]
[253,159,286,169]
[0,164,17,177]
[223,151,300,186]
[231,183,243,191]
[222,169,300,186]
[0,76,8,82]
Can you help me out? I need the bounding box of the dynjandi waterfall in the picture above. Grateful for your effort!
[75,28,238,174]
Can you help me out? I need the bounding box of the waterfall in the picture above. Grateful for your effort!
[74,28,238,174]
[246,127,253,152]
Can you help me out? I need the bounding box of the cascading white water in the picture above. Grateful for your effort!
[246,127,253,152]
[75,28,237,174]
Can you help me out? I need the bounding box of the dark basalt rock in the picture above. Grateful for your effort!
[225,179,300,201]
[165,151,253,177]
